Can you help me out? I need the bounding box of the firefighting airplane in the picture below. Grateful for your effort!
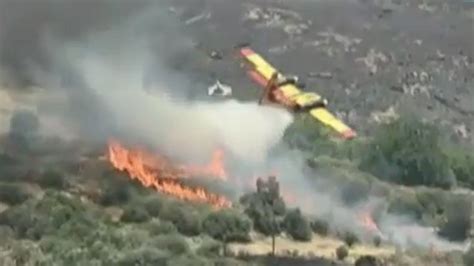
[237,46,357,140]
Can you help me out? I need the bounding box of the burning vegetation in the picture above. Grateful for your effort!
[107,139,231,208]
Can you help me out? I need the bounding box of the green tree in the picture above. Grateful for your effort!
[311,219,329,236]
[283,208,312,242]
[359,116,455,189]
[240,177,286,255]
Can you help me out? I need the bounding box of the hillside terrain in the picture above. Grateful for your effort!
[0,0,473,266]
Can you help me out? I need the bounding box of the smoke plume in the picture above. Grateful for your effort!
[0,1,293,165]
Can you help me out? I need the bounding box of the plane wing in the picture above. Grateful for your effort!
[238,47,356,139]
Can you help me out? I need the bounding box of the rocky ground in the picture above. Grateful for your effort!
[162,0,473,141]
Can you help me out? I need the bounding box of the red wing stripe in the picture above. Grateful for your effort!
[341,129,357,140]
[247,70,268,87]
[240,47,255,57]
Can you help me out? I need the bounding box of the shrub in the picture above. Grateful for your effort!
[310,219,329,236]
[283,208,312,242]
[37,170,67,189]
[343,231,359,247]
[355,255,381,266]
[359,116,455,189]
[8,240,46,265]
[214,258,246,266]
[202,210,252,243]
[336,245,349,260]
[145,219,177,235]
[446,147,474,189]
[0,183,29,205]
[174,209,202,236]
[0,191,92,240]
[197,239,222,257]
[167,254,212,266]
[464,246,474,266]
[144,196,164,217]
[99,179,131,206]
[115,247,168,266]
[388,193,423,220]
[159,202,203,236]
[151,234,190,255]
[373,235,382,247]
[438,195,471,241]
[415,189,446,217]
[121,205,150,223]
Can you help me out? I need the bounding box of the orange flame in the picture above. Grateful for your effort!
[358,211,381,234]
[180,149,228,180]
[107,139,231,208]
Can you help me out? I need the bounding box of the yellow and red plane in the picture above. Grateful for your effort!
[237,46,357,140]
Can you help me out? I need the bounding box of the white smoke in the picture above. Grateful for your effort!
[26,4,293,166]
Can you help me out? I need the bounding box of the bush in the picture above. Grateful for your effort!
[343,231,359,247]
[446,148,474,189]
[438,195,471,241]
[336,245,349,260]
[144,219,177,235]
[144,196,164,217]
[359,116,455,189]
[388,193,423,220]
[415,189,446,217]
[151,234,190,255]
[37,170,67,189]
[283,209,312,242]
[159,202,203,236]
[99,178,131,206]
[310,219,329,236]
[0,191,92,240]
[115,247,169,266]
[0,183,29,205]
[355,255,381,266]
[167,254,212,266]
[174,209,202,236]
[214,258,246,266]
[464,246,474,266]
[373,235,382,247]
[197,239,222,257]
[121,205,150,223]
[202,210,252,243]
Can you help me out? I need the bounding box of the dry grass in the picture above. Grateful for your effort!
[229,233,395,263]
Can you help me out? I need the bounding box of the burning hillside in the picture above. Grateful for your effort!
[107,139,231,208]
